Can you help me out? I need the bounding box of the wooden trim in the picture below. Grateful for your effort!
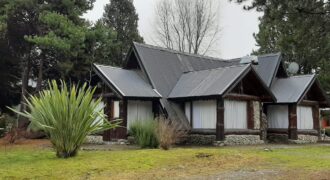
[224,93,260,101]
[312,105,320,131]
[103,98,114,141]
[299,100,318,106]
[297,129,319,136]
[190,129,260,135]
[216,98,225,141]
[288,104,298,140]
[190,101,193,128]
[93,93,117,98]
[267,128,289,134]
[247,101,254,129]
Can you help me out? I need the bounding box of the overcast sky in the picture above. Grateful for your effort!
[83,0,262,59]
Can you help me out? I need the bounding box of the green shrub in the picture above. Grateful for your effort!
[325,128,330,136]
[0,114,16,138]
[0,114,6,137]
[9,80,120,158]
[129,120,159,148]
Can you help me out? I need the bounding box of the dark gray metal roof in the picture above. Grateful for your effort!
[252,53,282,87]
[133,42,237,97]
[94,64,161,98]
[271,75,315,103]
[168,65,250,98]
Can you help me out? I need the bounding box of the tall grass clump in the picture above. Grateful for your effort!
[9,80,120,158]
[155,116,187,150]
[129,120,158,148]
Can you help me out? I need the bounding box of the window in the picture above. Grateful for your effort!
[297,106,313,129]
[127,100,154,129]
[267,105,288,128]
[94,101,105,125]
[184,102,191,123]
[113,101,120,118]
[192,100,217,129]
[224,100,247,129]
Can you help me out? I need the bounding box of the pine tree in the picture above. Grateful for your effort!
[233,0,330,91]
[102,0,144,66]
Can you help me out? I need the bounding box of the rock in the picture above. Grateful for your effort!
[84,135,104,144]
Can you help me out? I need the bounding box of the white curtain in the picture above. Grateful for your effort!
[113,101,120,118]
[297,106,314,130]
[185,102,191,123]
[192,100,217,129]
[267,105,288,128]
[224,100,247,129]
[94,101,105,125]
[127,100,154,129]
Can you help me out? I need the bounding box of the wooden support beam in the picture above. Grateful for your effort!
[216,98,225,141]
[299,100,318,106]
[224,93,260,101]
[312,104,320,131]
[247,101,254,129]
[288,104,298,140]
[190,101,193,128]
[103,98,114,141]
[152,100,160,118]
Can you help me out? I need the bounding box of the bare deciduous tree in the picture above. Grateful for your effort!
[154,0,220,55]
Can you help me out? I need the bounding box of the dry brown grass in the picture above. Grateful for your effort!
[155,116,187,150]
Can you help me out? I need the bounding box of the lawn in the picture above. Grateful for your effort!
[1,140,330,179]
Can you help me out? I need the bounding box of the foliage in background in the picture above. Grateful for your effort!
[155,116,187,150]
[154,0,220,55]
[10,80,120,158]
[102,0,144,66]
[233,0,330,91]
[129,120,159,148]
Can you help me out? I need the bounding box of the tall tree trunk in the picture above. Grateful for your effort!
[18,57,31,128]
[36,57,43,92]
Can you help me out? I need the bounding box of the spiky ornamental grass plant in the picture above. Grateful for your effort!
[10,80,120,158]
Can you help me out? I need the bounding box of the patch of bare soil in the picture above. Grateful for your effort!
[0,138,51,148]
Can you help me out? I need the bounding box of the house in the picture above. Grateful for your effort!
[93,42,329,144]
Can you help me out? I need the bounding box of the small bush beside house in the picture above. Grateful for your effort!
[155,117,187,150]
[129,120,159,148]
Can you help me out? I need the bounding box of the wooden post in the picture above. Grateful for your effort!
[103,98,114,141]
[312,104,320,131]
[247,101,254,129]
[288,104,298,140]
[216,98,225,141]
[152,100,159,118]
[190,101,193,128]
[118,99,128,139]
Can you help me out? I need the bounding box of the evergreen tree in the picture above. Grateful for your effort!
[102,0,144,66]
[233,0,330,91]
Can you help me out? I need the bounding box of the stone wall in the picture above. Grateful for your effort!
[182,134,264,146]
[183,134,216,145]
[267,133,288,143]
[84,135,104,144]
[267,133,319,144]
[224,135,264,145]
[298,134,319,143]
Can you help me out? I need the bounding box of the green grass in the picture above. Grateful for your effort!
[1,142,330,179]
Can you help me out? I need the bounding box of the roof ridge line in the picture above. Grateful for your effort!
[290,74,316,78]
[133,42,233,63]
[93,63,122,69]
[183,64,250,74]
